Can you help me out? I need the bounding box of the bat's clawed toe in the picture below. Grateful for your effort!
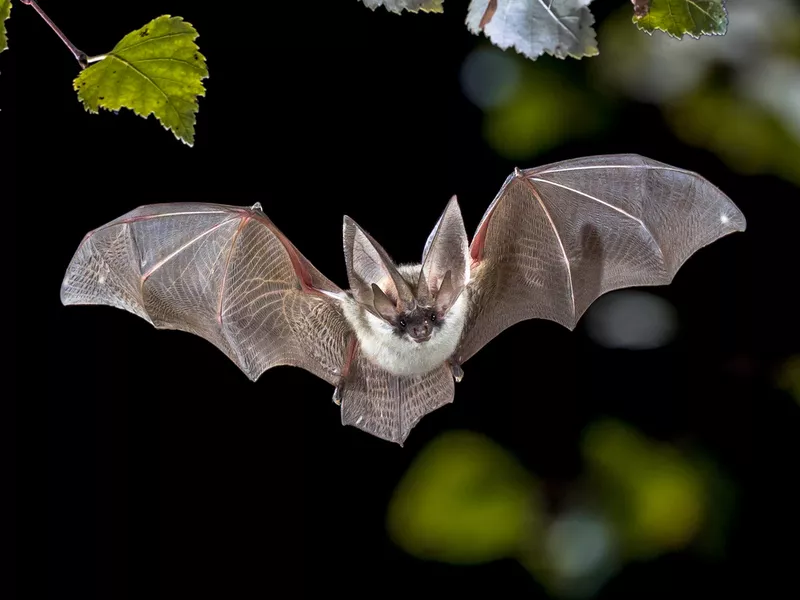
[449,361,464,383]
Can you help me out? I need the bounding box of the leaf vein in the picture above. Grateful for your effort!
[133,56,206,73]
[536,0,578,43]
[107,53,189,129]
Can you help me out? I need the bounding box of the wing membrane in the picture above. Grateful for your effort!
[61,203,349,383]
[457,154,746,364]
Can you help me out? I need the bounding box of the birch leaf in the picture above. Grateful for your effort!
[0,0,10,54]
[73,15,208,146]
[467,0,598,61]
[635,0,728,39]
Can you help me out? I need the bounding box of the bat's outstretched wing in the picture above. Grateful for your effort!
[61,202,350,384]
[61,202,453,445]
[455,154,746,364]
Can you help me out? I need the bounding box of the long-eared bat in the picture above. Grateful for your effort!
[61,154,746,445]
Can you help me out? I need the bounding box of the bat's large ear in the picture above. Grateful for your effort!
[418,195,469,312]
[343,216,415,313]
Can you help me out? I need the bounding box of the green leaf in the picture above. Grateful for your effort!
[0,0,11,54]
[361,0,444,14]
[387,430,539,564]
[582,420,707,558]
[666,88,800,188]
[482,61,609,160]
[634,0,728,39]
[73,15,208,146]
[467,0,598,61]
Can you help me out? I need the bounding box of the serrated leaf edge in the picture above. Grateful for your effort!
[0,0,12,54]
[361,0,444,15]
[469,1,600,62]
[633,0,729,40]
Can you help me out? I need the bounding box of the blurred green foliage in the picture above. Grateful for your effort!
[634,0,728,39]
[388,420,735,598]
[387,430,539,563]
[463,0,800,187]
[482,63,610,159]
[595,0,800,186]
[582,420,706,557]
[665,88,800,185]
[777,355,800,405]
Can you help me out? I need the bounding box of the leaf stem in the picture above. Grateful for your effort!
[21,0,88,68]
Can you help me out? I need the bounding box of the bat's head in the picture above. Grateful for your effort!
[343,196,470,345]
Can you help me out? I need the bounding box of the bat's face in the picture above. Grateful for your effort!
[392,303,443,344]
[370,267,449,345]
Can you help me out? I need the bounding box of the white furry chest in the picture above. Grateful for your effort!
[340,290,469,377]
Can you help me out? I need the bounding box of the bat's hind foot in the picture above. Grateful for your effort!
[449,361,464,383]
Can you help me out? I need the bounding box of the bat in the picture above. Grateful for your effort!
[61,154,746,445]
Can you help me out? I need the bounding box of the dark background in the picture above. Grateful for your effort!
[10,1,799,598]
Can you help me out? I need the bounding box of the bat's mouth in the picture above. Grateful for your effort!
[410,334,431,344]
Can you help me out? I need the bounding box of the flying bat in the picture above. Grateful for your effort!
[61,154,746,445]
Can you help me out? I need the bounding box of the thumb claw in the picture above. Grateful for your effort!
[449,361,464,383]
[332,386,343,406]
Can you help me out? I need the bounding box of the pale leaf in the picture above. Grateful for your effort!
[467,0,598,61]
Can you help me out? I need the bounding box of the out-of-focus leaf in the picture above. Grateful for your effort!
[361,0,444,14]
[0,0,10,53]
[777,355,800,404]
[667,88,800,187]
[744,57,800,142]
[73,15,208,146]
[634,0,728,39]
[583,420,707,558]
[482,63,608,159]
[466,0,598,61]
[593,0,800,186]
[387,430,539,564]
[597,0,798,104]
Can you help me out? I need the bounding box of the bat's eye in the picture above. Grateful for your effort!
[398,318,407,328]
[429,313,437,323]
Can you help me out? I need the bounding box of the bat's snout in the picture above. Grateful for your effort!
[410,323,432,343]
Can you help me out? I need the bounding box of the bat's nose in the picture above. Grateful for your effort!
[411,323,431,342]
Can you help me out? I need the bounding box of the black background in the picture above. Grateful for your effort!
[10,1,799,598]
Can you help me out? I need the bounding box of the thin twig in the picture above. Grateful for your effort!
[21,0,88,68]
